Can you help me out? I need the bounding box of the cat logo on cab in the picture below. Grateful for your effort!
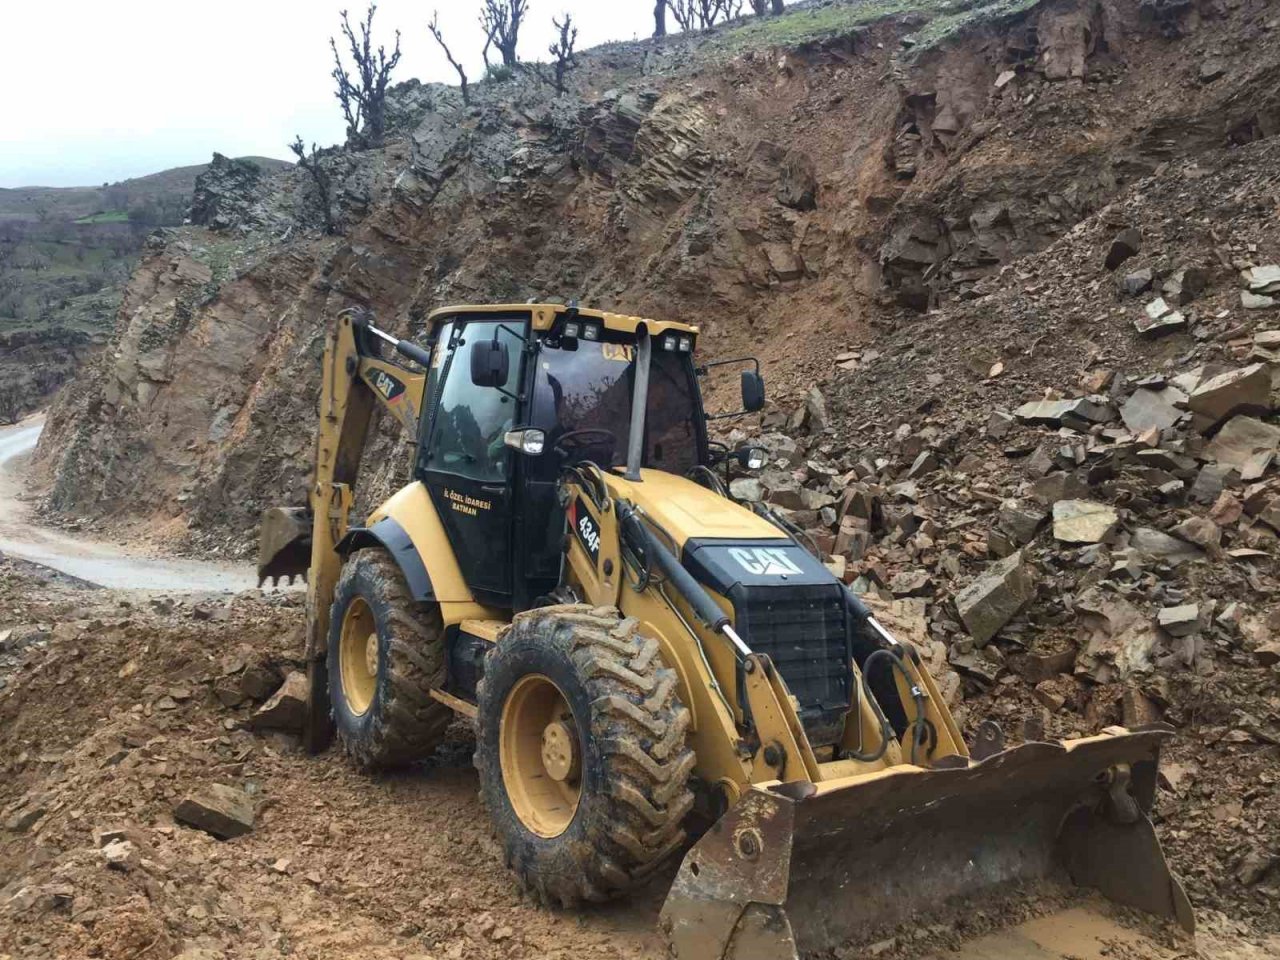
[729,547,804,577]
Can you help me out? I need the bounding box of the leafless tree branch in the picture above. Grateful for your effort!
[547,14,578,95]
[479,0,528,68]
[329,4,402,149]
[289,136,336,235]
[428,11,469,104]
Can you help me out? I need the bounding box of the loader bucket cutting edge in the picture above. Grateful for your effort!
[257,506,312,586]
[660,729,1194,960]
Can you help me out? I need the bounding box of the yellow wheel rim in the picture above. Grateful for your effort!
[339,596,378,716]
[499,674,582,838]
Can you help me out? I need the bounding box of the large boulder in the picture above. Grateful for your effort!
[1052,500,1119,544]
[954,550,1036,647]
[1189,364,1271,427]
[174,784,255,840]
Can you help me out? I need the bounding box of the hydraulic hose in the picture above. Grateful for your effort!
[863,648,933,766]
[617,503,730,634]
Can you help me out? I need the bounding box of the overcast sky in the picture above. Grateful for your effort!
[1,0,668,188]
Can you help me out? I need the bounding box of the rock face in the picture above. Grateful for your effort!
[188,153,270,231]
[29,0,1280,597]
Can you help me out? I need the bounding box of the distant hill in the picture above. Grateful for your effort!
[0,155,291,420]
[0,157,292,225]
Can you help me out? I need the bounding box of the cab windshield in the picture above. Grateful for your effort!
[528,336,703,476]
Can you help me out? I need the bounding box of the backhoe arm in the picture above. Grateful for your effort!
[256,308,430,750]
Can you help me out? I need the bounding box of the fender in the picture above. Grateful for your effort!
[336,517,434,602]
[361,480,478,605]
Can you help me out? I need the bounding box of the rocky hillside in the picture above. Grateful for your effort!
[30,0,1278,546]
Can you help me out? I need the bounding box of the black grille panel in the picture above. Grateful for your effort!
[737,584,851,746]
[680,537,854,747]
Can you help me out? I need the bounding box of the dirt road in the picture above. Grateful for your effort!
[0,416,258,591]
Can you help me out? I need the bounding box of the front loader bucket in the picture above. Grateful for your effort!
[257,506,312,586]
[661,728,1194,960]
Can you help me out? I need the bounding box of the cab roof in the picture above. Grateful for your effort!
[425,303,699,338]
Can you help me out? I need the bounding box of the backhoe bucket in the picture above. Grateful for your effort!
[661,728,1194,960]
[257,507,312,586]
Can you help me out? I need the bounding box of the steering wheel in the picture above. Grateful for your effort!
[554,428,619,463]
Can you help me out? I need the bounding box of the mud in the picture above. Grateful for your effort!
[1,561,1277,960]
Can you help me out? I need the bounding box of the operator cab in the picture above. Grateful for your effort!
[412,304,752,611]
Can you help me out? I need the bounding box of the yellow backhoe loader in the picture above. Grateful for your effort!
[259,303,1195,959]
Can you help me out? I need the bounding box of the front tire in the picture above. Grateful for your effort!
[476,604,696,907]
[327,549,452,771]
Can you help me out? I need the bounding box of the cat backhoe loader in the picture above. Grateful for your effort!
[259,303,1195,959]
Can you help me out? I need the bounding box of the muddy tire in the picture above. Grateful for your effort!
[327,549,451,771]
[476,604,696,907]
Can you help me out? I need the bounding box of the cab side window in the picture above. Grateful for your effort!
[425,321,519,483]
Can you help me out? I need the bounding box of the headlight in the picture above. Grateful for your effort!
[563,321,581,338]
[581,323,600,340]
[678,335,692,352]
[737,445,767,470]
[504,429,546,455]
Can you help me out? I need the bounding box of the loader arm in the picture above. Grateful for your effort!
[257,308,432,751]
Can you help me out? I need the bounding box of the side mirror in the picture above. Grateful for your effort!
[741,370,766,413]
[470,338,510,387]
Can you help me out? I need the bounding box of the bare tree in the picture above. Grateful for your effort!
[654,0,666,37]
[289,137,336,235]
[771,0,784,12]
[480,0,528,68]
[330,5,402,149]
[749,0,766,14]
[667,0,742,31]
[428,11,469,104]
[546,14,578,95]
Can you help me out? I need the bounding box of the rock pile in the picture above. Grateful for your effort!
[728,296,1279,736]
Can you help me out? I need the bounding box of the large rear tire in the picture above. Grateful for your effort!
[327,549,452,771]
[476,604,696,907]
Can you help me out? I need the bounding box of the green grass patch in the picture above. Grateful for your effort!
[73,210,130,224]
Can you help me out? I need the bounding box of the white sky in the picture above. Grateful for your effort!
[1,0,665,188]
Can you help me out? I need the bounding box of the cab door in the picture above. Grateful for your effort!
[417,318,523,604]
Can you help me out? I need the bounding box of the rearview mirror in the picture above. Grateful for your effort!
[741,370,765,413]
[470,338,510,388]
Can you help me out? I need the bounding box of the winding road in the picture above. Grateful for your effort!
[0,416,259,591]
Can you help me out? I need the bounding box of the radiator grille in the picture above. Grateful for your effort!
[737,584,851,746]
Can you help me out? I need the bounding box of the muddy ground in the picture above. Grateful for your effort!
[1,556,1277,960]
